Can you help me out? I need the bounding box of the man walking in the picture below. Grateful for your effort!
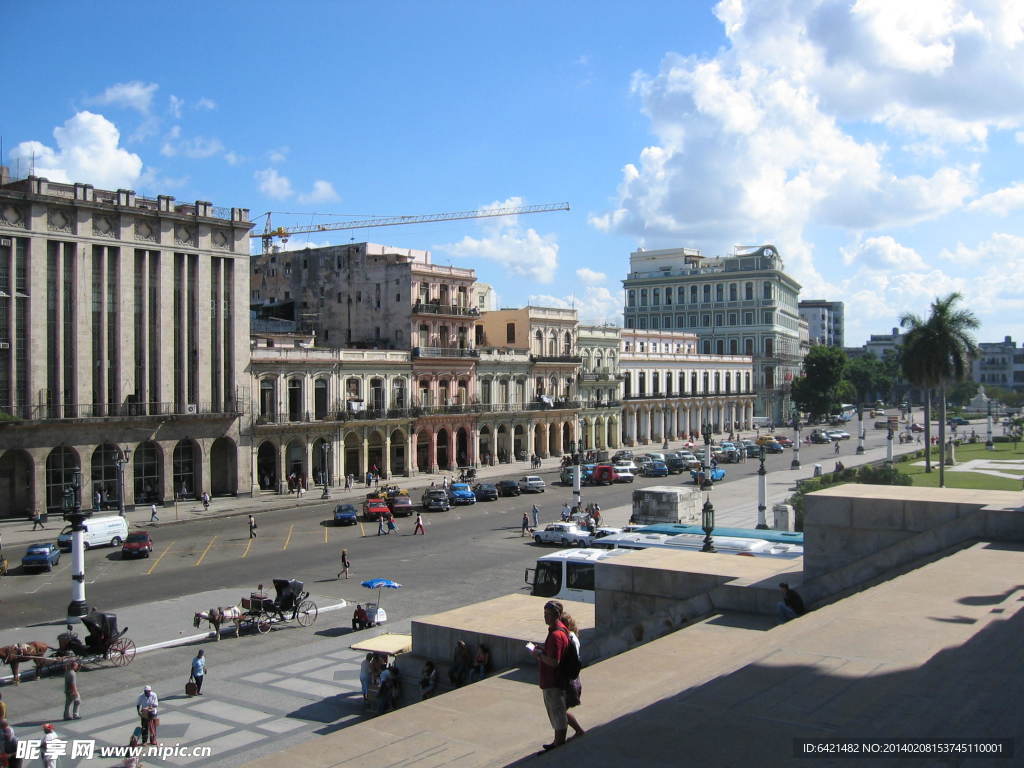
[561,503,571,522]
[190,650,206,695]
[136,685,159,745]
[149,504,160,523]
[413,513,426,535]
[63,661,81,720]
[31,511,45,531]
[532,504,540,529]
[337,548,351,579]
[41,723,59,768]
[530,600,573,751]
[248,515,257,539]
[834,440,841,455]
[377,516,386,536]
[522,511,530,537]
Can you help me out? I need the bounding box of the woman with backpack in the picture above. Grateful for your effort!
[560,613,585,738]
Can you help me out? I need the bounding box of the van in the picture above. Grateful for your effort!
[590,465,620,485]
[57,515,129,552]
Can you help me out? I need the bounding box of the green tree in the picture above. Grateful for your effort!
[947,379,979,407]
[791,345,848,420]
[845,355,892,403]
[900,293,980,485]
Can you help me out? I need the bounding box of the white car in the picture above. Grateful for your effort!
[677,452,701,469]
[613,468,635,483]
[518,475,546,493]
[534,523,591,547]
[614,460,638,473]
[643,452,666,463]
[826,429,851,440]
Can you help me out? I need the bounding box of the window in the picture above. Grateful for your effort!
[744,339,753,355]
[702,314,711,327]
[676,314,685,328]
[729,339,738,355]
[506,323,516,344]
[744,312,754,325]
[566,563,595,591]
[677,286,685,304]
[715,313,723,327]
[664,288,672,305]
[715,284,724,302]
[627,290,636,307]
[652,372,659,394]
[689,313,698,327]
[729,283,737,301]
[764,338,774,356]
[745,282,753,300]
[638,316,648,329]
[728,313,737,326]
[651,315,660,329]
[702,340,711,354]
[715,340,724,355]
[763,311,773,324]
[652,288,660,306]
[703,285,711,303]
[395,293,401,302]
[640,289,648,306]
[563,331,572,355]
[690,286,698,303]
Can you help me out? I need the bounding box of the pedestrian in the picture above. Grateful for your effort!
[31,511,45,531]
[530,600,572,750]
[777,582,806,623]
[248,514,257,539]
[834,440,841,455]
[190,650,206,696]
[2,721,19,768]
[201,491,210,510]
[387,513,398,535]
[414,513,425,535]
[532,504,540,528]
[41,723,59,768]
[359,653,373,704]
[338,548,351,579]
[136,685,159,746]
[377,516,386,536]
[522,511,530,537]
[365,472,372,488]
[560,613,585,739]
[592,505,601,527]
[419,660,439,700]
[63,660,81,720]
[149,504,159,523]
[344,474,352,490]
[374,473,380,489]
[561,503,571,522]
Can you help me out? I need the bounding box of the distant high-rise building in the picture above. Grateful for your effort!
[798,300,844,347]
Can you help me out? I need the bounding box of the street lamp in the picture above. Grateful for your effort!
[886,424,894,466]
[63,469,90,621]
[986,399,994,451]
[790,411,801,470]
[701,495,716,553]
[571,420,583,511]
[755,445,768,529]
[115,447,131,517]
[856,405,865,455]
[320,441,331,500]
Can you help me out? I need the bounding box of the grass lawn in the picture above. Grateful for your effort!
[897,441,1024,491]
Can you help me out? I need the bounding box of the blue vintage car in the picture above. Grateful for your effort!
[642,460,670,478]
[447,482,477,505]
[333,504,359,526]
[22,542,61,572]
[691,467,726,484]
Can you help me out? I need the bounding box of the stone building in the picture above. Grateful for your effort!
[0,172,252,517]
[618,329,755,446]
[621,244,802,422]
[577,325,622,450]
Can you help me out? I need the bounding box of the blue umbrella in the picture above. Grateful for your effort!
[361,578,402,620]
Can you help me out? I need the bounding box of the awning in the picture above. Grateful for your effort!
[349,632,412,656]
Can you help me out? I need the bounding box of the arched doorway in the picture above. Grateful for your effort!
[435,428,450,470]
[312,437,330,487]
[533,424,544,457]
[415,430,430,473]
[455,427,469,467]
[210,437,237,496]
[173,440,199,499]
[513,424,525,460]
[479,426,493,465]
[367,430,385,476]
[344,433,362,480]
[91,444,120,509]
[389,430,407,475]
[45,447,80,514]
[548,424,558,455]
[496,425,509,463]
[0,449,33,519]
[285,440,306,490]
[134,442,162,503]
[256,442,277,491]
[562,422,572,453]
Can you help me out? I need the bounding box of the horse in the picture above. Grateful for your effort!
[193,606,243,640]
[0,641,52,684]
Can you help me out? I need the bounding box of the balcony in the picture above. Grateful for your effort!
[3,400,244,423]
[412,346,480,360]
[581,371,615,381]
[530,354,582,364]
[622,390,752,401]
[412,301,481,318]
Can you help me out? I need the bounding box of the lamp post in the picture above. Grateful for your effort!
[571,423,582,511]
[701,495,716,553]
[790,411,801,470]
[886,424,894,466]
[755,445,768,529]
[114,447,131,517]
[986,399,994,451]
[63,469,90,621]
[320,441,331,500]
[856,405,865,455]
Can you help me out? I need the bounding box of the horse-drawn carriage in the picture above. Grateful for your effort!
[241,579,318,633]
[56,611,137,666]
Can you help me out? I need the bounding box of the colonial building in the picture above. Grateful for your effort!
[577,325,622,451]
[621,244,802,422]
[0,171,252,517]
[618,329,755,446]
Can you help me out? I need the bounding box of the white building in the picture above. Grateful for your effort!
[798,300,844,347]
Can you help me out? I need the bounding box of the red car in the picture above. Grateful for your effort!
[362,498,391,521]
[775,435,794,447]
[121,531,154,559]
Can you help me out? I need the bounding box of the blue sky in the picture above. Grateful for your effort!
[5,1,1024,346]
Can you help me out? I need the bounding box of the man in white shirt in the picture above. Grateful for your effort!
[136,685,159,745]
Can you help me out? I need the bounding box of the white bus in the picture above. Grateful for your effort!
[590,531,803,559]
[525,548,634,604]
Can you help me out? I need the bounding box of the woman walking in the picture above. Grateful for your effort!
[337,548,351,579]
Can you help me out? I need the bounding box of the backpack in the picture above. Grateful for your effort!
[554,628,582,685]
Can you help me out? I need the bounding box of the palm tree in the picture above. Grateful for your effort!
[900,293,980,487]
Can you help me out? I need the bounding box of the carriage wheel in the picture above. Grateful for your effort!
[295,600,318,626]
[255,612,272,634]
[110,638,136,666]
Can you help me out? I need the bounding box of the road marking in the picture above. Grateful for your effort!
[323,526,328,543]
[194,535,217,566]
[358,519,366,537]
[241,537,254,558]
[146,544,172,575]
[283,524,294,550]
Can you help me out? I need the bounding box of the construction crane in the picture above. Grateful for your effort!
[253,201,570,253]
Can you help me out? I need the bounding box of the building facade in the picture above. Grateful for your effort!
[798,300,844,347]
[621,244,802,422]
[0,172,252,517]
[618,330,755,445]
[972,336,1019,391]
[577,325,622,451]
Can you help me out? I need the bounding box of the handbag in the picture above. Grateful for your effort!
[565,677,582,708]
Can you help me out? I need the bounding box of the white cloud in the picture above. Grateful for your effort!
[298,180,340,204]
[967,182,1024,216]
[528,285,624,326]
[168,95,184,119]
[224,152,243,166]
[576,267,607,285]
[89,81,159,114]
[161,135,225,159]
[254,168,293,199]
[267,146,290,164]
[196,97,217,110]
[840,236,928,270]
[9,111,143,189]
[437,197,560,284]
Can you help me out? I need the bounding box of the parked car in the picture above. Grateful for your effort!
[718,442,741,463]
[421,488,451,512]
[496,479,521,497]
[518,476,546,493]
[691,467,726,484]
[533,523,591,547]
[363,497,392,520]
[611,450,634,463]
[472,483,499,501]
[613,460,639,474]
[910,423,925,433]
[809,430,832,444]
[589,465,620,485]
[664,453,689,473]
[560,465,595,485]
[948,417,970,426]
[677,451,701,469]
[333,504,359,526]
[21,542,61,572]
[447,482,477,505]
[643,452,666,463]
[761,440,784,454]
[642,460,670,478]
[827,429,851,440]
[774,435,793,448]
[613,467,635,483]
[121,531,154,559]
[387,494,414,516]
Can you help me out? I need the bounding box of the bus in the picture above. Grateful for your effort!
[525,548,634,603]
[590,531,803,559]
[635,523,803,546]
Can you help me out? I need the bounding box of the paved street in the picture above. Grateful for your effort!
[0,415,924,767]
